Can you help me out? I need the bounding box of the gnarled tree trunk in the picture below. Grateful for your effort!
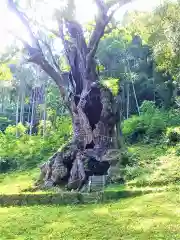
[7,0,130,191]
[37,83,118,190]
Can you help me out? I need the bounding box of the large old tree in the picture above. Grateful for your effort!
[8,0,132,190]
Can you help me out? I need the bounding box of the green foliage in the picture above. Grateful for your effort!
[0,157,17,174]
[59,56,70,72]
[146,115,166,138]
[38,120,53,136]
[101,78,119,96]
[122,165,147,181]
[129,153,180,187]
[0,64,12,81]
[0,116,14,132]
[0,117,72,173]
[166,127,180,145]
[140,100,156,114]
[122,115,146,140]
[5,123,27,137]
[148,2,180,80]
[120,150,139,167]
[123,143,180,188]
[124,144,166,181]
[122,101,180,143]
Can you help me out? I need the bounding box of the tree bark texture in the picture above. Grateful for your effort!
[7,0,127,191]
[36,84,118,190]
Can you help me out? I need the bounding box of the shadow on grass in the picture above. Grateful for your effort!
[0,188,160,207]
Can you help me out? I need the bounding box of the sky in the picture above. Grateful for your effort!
[0,0,169,53]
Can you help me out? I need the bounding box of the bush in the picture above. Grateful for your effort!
[0,157,17,173]
[38,120,53,136]
[140,100,156,114]
[5,123,27,137]
[122,165,150,181]
[122,115,148,143]
[122,101,177,143]
[0,116,72,173]
[166,109,180,127]
[120,150,139,167]
[146,115,166,138]
[166,127,180,145]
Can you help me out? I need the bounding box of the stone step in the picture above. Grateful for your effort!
[88,175,108,192]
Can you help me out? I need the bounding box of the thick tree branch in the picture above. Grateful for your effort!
[86,2,111,79]
[7,0,134,112]
[86,0,133,79]
[89,0,132,53]
[7,0,71,103]
[58,20,87,92]
[94,0,108,13]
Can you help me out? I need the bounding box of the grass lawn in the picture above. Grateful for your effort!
[0,143,180,239]
[0,169,39,194]
[0,190,179,240]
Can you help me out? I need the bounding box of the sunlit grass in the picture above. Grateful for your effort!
[127,144,180,187]
[0,169,39,194]
[0,143,180,239]
[0,190,179,239]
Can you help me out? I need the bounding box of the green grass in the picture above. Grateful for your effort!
[0,190,179,239]
[0,143,180,239]
[128,143,167,162]
[0,169,39,194]
[125,143,180,187]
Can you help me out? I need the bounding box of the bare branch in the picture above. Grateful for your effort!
[88,1,113,56]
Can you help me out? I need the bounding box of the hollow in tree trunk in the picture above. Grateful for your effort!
[37,83,118,190]
[7,0,129,190]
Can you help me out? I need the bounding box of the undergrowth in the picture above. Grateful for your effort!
[122,101,180,143]
[0,116,72,173]
[124,143,180,188]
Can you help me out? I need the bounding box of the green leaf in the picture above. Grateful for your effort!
[0,64,12,81]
